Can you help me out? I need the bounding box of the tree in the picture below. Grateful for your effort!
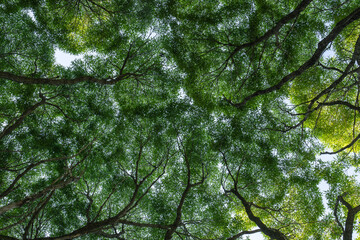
[1,0,360,239]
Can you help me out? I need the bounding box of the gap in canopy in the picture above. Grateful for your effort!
[54,48,85,68]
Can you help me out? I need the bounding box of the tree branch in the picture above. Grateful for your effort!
[0,71,130,85]
[0,96,46,140]
[231,6,360,107]
[230,189,288,240]
[225,0,313,62]
[227,229,262,240]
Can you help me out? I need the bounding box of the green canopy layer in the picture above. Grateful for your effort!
[1,1,360,239]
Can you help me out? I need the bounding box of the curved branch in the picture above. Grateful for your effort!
[23,191,55,239]
[318,100,360,112]
[0,176,78,215]
[0,235,18,240]
[232,6,360,107]
[164,140,206,240]
[0,138,95,199]
[334,195,345,233]
[321,132,360,154]
[0,71,135,85]
[0,97,46,140]
[230,189,288,240]
[227,229,262,240]
[337,195,360,240]
[226,0,313,61]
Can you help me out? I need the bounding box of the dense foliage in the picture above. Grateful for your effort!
[1,0,360,239]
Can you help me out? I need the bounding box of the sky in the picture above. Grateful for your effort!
[54,49,83,67]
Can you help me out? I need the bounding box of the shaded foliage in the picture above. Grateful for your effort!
[1,1,360,240]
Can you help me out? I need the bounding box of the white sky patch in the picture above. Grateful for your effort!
[145,28,158,39]
[177,88,187,99]
[318,179,331,215]
[177,88,194,105]
[346,166,360,178]
[283,98,291,106]
[1,120,7,128]
[320,151,335,162]
[323,48,335,59]
[55,49,84,67]
[249,232,265,240]
[24,9,36,22]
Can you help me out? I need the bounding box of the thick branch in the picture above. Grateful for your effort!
[227,229,262,240]
[117,219,170,230]
[164,158,192,239]
[33,152,171,239]
[338,195,360,240]
[318,100,360,112]
[96,231,125,240]
[0,176,78,215]
[23,191,55,239]
[0,71,133,85]
[230,189,287,240]
[0,97,46,140]
[164,141,205,240]
[321,132,360,155]
[232,6,360,107]
[227,0,313,59]
[334,196,345,233]
[27,212,170,240]
[0,139,95,199]
[0,235,19,240]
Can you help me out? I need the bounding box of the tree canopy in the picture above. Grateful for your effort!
[1,0,360,239]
